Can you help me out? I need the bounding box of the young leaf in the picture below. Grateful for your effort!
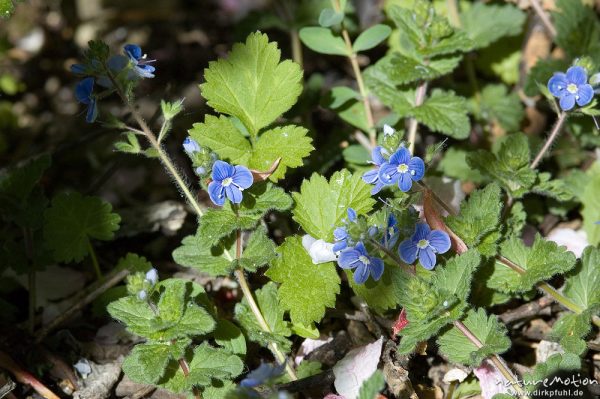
[214,319,247,356]
[318,8,343,27]
[114,132,142,154]
[201,32,303,137]
[437,308,511,367]
[547,311,594,356]
[122,338,191,385]
[349,264,411,313]
[460,3,526,49]
[522,353,581,392]
[188,115,251,165]
[299,27,349,56]
[266,236,341,325]
[238,227,276,272]
[43,192,121,263]
[553,0,600,64]
[410,90,470,140]
[196,207,259,248]
[172,229,233,276]
[357,370,386,399]
[563,246,600,310]
[292,170,375,241]
[352,24,391,53]
[375,53,462,86]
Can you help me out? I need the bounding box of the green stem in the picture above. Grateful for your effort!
[290,29,303,68]
[407,82,428,154]
[87,241,103,280]
[446,0,461,27]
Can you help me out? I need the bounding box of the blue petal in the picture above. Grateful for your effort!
[332,241,347,252]
[559,93,576,111]
[75,77,94,104]
[212,160,235,181]
[233,165,253,189]
[371,146,386,165]
[334,227,348,241]
[548,73,568,98]
[389,147,411,166]
[354,242,368,256]
[135,65,156,79]
[371,181,385,195]
[566,66,587,85]
[398,239,418,264]
[378,162,398,184]
[124,44,142,60]
[413,223,431,241]
[576,84,594,106]
[225,185,243,204]
[86,98,98,123]
[428,230,451,254]
[208,181,225,206]
[353,263,370,284]
[419,247,437,269]
[408,157,425,181]
[387,214,397,228]
[362,169,379,184]
[347,208,357,222]
[398,172,413,192]
[70,64,86,74]
[338,248,360,269]
[183,137,200,153]
[369,257,384,281]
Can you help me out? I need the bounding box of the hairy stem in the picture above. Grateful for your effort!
[87,240,103,280]
[530,112,567,169]
[529,0,557,38]
[407,82,428,153]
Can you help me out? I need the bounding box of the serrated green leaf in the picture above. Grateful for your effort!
[0,0,15,18]
[581,165,600,245]
[172,229,233,276]
[476,84,524,132]
[352,24,391,52]
[438,308,511,367]
[411,90,470,139]
[357,370,386,399]
[107,296,158,338]
[548,312,592,356]
[374,53,462,86]
[238,227,276,272]
[188,115,251,164]
[292,170,375,241]
[553,0,600,64]
[249,125,314,181]
[0,154,50,203]
[214,319,246,355]
[122,338,191,385]
[532,173,574,201]
[563,246,600,310]
[203,380,236,399]
[461,3,526,49]
[266,236,340,325]
[196,207,258,248]
[433,250,481,311]
[43,192,121,263]
[299,27,348,56]
[349,263,411,313]
[438,147,484,183]
[523,353,581,392]
[201,32,303,137]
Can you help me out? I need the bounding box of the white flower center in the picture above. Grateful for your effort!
[417,239,429,249]
[222,177,233,187]
[397,163,409,173]
[358,255,370,265]
[567,83,578,94]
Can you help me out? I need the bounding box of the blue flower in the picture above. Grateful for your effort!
[75,77,98,123]
[195,166,206,176]
[145,269,158,286]
[208,160,253,206]
[70,64,86,74]
[183,137,201,153]
[123,44,156,78]
[382,214,399,248]
[338,242,384,284]
[378,147,425,192]
[137,290,147,300]
[333,227,349,252]
[398,223,450,270]
[362,146,387,195]
[548,66,594,111]
[347,207,357,222]
[240,363,284,388]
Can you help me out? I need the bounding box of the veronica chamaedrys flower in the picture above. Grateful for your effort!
[362,146,387,195]
[123,44,156,78]
[145,268,158,286]
[302,235,337,264]
[240,363,285,388]
[379,147,425,192]
[548,66,594,111]
[399,223,450,270]
[183,137,201,153]
[382,214,399,248]
[338,242,384,284]
[75,77,98,123]
[347,207,357,222]
[208,160,253,206]
[333,227,349,252]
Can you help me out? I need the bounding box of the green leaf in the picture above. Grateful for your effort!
[122,338,191,385]
[0,154,50,203]
[446,184,502,254]
[548,311,593,356]
[410,90,470,140]
[460,3,526,49]
[43,192,121,263]
[437,308,511,367]
[266,236,341,325]
[357,370,386,399]
[196,207,258,248]
[329,86,361,109]
[433,250,481,314]
[338,100,370,132]
[581,165,600,245]
[214,319,247,356]
[488,234,577,293]
[342,145,370,165]
[384,53,462,85]
[349,263,411,313]
[476,84,524,132]
[563,246,600,310]
[114,132,142,154]
[524,58,570,97]
[292,170,375,241]
[352,24,391,53]
[532,173,574,201]
[0,0,16,18]
[438,147,484,183]
[523,353,581,392]
[201,32,303,137]
[238,227,276,272]
[172,229,233,276]
[299,27,349,56]
[188,115,251,164]
[249,125,314,181]
[319,8,343,27]
[553,0,600,64]
[234,281,292,352]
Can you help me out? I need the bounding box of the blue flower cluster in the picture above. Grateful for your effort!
[137,268,158,300]
[548,66,594,111]
[363,145,425,195]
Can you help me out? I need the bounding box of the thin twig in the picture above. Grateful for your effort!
[530,111,567,169]
[529,0,557,38]
[0,351,61,399]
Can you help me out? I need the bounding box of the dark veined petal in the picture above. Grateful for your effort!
[211,160,235,181]
[547,73,568,98]
[338,248,360,269]
[334,227,348,241]
[408,157,425,181]
[428,230,451,254]
[371,146,386,165]
[208,181,226,206]
[389,147,411,166]
[576,84,594,106]
[398,172,413,192]
[86,98,98,123]
[353,263,370,284]
[233,165,253,189]
[347,208,357,222]
[124,44,143,60]
[566,66,588,85]
[362,169,379,184]
[398,239,418,264]
[75,77,94,104]
[413,223,431,242]
[418,247,437,270]
[354,242,368,257]
[369,257,384,281]
[225,185,243,204]
[378,162,398,184]
[559,93,576,111]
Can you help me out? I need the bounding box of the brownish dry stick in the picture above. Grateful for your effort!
[499,297,553,325]
[125,385,156,399]
[0,350,61,399]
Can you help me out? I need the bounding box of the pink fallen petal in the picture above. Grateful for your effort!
[473,360,510,399]
[333,337,383,399]
[546,227,589,258]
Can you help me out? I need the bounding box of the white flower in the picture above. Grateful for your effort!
[302,235,338,264]
[383,124,395,136]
